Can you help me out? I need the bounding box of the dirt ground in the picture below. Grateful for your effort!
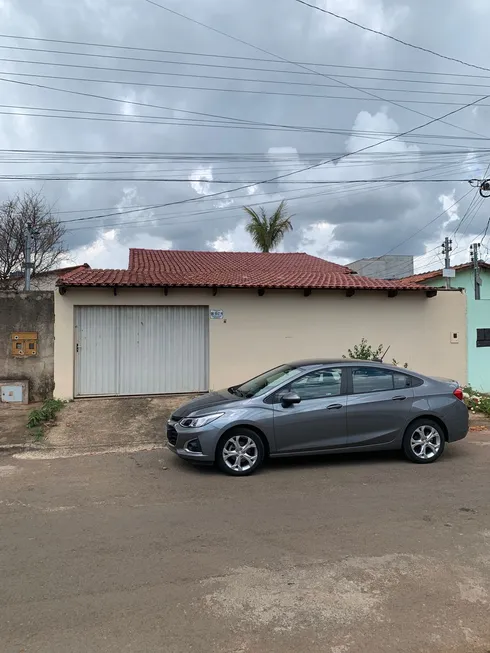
[0,403,39,448]
[40,395,194,455]
[1,429,490,653]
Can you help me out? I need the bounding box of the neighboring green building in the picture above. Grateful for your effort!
[405,262,490,392]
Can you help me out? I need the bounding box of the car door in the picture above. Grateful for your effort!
[272,367,347,453]
[346,367,414,446]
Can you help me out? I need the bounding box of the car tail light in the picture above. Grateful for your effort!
[453,387,464,401]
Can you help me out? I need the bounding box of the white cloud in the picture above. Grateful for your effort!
[70,230,172,269]
[299,222,350,264]
[208,223,255,252]
[439,191,460,228]
[189,166,214,196]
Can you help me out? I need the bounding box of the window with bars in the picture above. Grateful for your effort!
[476,329,490,347]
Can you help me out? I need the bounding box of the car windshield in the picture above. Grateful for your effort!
[231,364,301,399]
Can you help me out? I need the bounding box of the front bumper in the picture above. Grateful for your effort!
[166,419,219,462]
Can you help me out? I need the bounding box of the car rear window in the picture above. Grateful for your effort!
[351,368,417,393]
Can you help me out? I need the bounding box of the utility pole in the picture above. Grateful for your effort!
[24,222,33,291]
[23,222,40,291]
[470,242,482,300]
[442,237,453,289]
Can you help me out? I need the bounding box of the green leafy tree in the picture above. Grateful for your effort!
[244,200,293,253]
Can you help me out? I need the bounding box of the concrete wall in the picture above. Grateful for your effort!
[54,287,467,400]
[349,256,414,280]
[422,269,490,391]
[0,292,54,401]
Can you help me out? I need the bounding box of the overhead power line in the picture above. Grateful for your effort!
[0,175,473,183]
[294,0,490,76]
[1,4,485,230]
[8,56,490,95]
[6,104,490,145]
[49,153,489,218]
[5,41,490,83]
[356,187,476,276]
[7,68,490,111]
[59,158,480,228]
[3,73,490,159]
[141,0,485,141]
[6,73,490,111]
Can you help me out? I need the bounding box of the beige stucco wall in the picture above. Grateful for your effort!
[54,287,467,399]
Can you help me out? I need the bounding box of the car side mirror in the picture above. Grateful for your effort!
[281,391,301,408]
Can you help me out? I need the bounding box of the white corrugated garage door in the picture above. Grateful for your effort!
[74,306,209,396]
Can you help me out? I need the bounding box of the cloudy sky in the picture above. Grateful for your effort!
[1,0,490,274]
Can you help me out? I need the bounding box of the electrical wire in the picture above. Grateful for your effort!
[294,0,490,76]
[3,72,489,201]
[47,151,488,218]
[62,159,479,231]
[141,0,487,142]
[5,105,490,142]
[4,42,490,83]
[357,187,476,276]
[1,33,489,82]
[9,67,490,109]
[0,175,474,183]
[8,56,490,96]
[2,8,487,246]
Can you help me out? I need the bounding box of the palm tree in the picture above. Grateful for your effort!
[243,200,293,253]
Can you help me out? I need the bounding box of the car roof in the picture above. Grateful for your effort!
[290,358,386,367]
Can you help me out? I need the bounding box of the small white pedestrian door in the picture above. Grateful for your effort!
[75,306,209,396]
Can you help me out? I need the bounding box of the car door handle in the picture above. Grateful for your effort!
[327,403,343,410]
[392,395,406,401]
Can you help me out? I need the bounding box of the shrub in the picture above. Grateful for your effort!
[464,386,490,416]
[344,338,408,368]
[27,399,66,439]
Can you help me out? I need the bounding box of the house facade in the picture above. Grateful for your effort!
[404,262,490,392]
[53,249,467,400]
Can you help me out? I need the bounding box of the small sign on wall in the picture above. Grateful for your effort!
[210,309,224,319]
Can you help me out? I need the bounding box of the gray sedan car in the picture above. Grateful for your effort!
[166,359,468,476]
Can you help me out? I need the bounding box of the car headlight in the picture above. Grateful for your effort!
[179,413,224,428]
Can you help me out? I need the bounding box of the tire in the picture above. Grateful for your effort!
[402,418,446,464]
[216,428,265,476]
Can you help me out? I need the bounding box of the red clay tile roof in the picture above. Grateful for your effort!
[128,249,354,275]
[57,249,435,291]
[402,261,490,284]
[33,263,90,277]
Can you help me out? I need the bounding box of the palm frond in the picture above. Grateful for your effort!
[243,201,293,252]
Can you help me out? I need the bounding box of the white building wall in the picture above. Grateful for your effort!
[54,287,467,399]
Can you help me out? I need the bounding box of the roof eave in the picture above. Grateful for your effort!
[58,282,438,291]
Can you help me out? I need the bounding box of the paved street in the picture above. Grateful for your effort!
[1,432,490,653]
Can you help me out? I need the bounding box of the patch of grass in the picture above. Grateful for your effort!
[27,399,66,440]
[29,426,45,442]
[463,386,490,416]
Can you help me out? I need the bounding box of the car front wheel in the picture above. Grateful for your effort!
[402,419,445,464]
[216,428,265,476]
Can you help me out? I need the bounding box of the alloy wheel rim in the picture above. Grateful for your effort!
[222,435,258,472]
[410,426,441,460]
